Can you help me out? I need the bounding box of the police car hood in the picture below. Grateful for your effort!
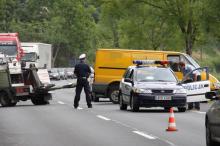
[135,82,183,90]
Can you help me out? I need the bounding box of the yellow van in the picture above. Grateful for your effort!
[92,49,219,103]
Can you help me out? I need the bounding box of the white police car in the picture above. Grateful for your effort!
[119,60,210,112]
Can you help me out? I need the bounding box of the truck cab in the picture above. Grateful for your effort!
[21,42,52,69]
[0,33,23,61]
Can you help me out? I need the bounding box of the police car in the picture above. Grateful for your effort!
[119,60,210,112]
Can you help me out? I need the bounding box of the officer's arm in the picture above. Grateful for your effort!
[74,65,78,76]
[87,65,92,77]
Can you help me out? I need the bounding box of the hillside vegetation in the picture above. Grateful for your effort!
[0,0,220,74]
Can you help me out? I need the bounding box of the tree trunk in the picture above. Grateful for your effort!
[52,44,61,67]
[110,18,120,48]
[185,35,193,56]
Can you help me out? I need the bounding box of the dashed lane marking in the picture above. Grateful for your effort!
[57,101,65,105]
[77,107,83,110]
[96,115,111,121]
[133,131,156,140]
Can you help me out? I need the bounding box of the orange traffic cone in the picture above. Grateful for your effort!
[166,107,178,131]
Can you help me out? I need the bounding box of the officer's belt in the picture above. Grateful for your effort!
[78,77,87,79]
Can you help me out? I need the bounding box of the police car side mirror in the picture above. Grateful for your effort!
[124,78,133,85]
[205,91,219,100]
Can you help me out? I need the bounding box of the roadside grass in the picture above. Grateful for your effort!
[193,49,220,80]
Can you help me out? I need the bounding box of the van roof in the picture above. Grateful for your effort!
[97,48,185,55]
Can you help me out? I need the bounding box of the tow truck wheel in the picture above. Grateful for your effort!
[108,85,119,104]
[130,95,139,112]
[31,96,49,105]
[0,92,11,107]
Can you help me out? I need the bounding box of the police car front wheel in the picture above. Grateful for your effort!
[119,92,127,110]
[130,95,139,112]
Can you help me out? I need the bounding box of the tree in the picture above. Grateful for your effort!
[131,0,205,55]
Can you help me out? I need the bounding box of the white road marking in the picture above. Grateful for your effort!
[57,101,65,105]
[133,131,156,140]
[78,107,83,110]
[97,115,111,121]
[192,111,206,114]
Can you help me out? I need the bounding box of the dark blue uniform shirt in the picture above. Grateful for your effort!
[74,62,91,78]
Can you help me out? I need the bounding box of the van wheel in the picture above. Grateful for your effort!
[92,93,99,102]
[119,92,127,110]
[0,92,12,107]
[108,85,119,104]
[130,95,139,112]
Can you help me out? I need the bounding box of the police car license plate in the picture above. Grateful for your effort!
[155,96,171,100]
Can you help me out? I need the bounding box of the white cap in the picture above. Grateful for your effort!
[79,53,86,60]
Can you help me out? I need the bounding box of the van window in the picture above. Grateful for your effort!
[167,55,180,62]
[125,69,133,79]
[184,54,200,68]
[167,55,181,72]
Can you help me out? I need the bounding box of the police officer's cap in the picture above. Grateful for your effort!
[79,54,86,60]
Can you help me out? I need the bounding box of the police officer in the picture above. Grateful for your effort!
[180,62,200,110]
[74,53,92,108]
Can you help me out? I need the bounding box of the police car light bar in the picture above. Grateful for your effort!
[133,60,185,66]
[133,60,170,65]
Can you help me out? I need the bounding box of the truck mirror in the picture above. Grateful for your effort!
[21,61,26,68]
[37,56,40,59]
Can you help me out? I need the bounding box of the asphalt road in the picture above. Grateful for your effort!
[0,79,212,146]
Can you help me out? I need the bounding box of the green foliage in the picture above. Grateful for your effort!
[0,0,220,72]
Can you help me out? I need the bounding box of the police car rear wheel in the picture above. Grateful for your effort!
[130,95,139,112]
[164,107,171,111]
[119,93,127,110]
[178,107,186,112]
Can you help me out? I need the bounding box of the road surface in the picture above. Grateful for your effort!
[0,80,211,146]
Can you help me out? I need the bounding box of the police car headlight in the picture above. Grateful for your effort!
[213,82,220,89]
[174,89,186,94]
[134,88,152,94]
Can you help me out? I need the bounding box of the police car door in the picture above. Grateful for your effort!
[121,68,134,103]
[181,67,210,102]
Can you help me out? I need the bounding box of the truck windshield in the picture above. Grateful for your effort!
[21,52,37,62]
[0,45,17,56]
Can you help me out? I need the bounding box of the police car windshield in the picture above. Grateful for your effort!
[135,68,177,82]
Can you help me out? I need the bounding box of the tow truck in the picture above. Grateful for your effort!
[0,52,75,107]
[0,33,75,107]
